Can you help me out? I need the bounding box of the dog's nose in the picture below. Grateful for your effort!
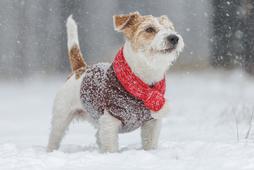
[167,35,179,46]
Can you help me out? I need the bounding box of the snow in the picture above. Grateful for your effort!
[1,70,254,170]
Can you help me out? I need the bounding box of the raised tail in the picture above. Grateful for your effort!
[66,15,87,74]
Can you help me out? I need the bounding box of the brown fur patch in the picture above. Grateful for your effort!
[74,67,86,79]
[67,66,86,80]
[114,15,130,30]
[123,15,158,51]
[67,44,87,80]
[113,12,140,31]
[68,44,87,72]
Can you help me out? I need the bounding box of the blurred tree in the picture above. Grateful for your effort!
[210,0,244,68]
[13,1,27,78]
[0,1,27,79]
[243,0,254,74]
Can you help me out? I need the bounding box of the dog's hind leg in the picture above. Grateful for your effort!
[47,75,83,152]
[47,108,75,152]
[141,119,161,150]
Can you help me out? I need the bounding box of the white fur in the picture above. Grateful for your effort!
[66,15,79,51]
[97,111,121,152]
[141,119,162,150]
[123,41,170,85]
[47,75,84,152]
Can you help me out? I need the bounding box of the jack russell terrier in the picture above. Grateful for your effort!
[47,12,184,153]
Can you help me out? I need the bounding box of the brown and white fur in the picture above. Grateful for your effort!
[47,12,184,153]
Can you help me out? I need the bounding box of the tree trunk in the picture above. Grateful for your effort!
[243,0,254,74]
[210,0,243,68]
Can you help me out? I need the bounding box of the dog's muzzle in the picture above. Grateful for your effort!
[160,34,179,53]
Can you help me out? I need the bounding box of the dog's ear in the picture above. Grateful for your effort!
[113,12,140,32]
[160,15,174,29]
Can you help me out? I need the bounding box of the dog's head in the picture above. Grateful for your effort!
[113,11,184,62]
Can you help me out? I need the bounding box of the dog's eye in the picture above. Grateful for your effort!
[145,27,156,33]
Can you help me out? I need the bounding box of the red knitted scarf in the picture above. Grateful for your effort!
[113,48,166,112]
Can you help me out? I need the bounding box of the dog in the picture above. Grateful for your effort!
[47,12,184,153]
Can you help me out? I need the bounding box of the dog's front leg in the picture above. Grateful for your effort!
[97,111,121,153]
[141,119,161,150]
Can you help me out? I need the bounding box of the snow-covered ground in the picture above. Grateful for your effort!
[1,69,254,170]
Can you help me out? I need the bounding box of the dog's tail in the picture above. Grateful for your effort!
[66,15,87,72]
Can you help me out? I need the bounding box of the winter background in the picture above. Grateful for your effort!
[1,0,254,170]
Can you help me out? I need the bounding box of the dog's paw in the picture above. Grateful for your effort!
[151,101,170,119]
